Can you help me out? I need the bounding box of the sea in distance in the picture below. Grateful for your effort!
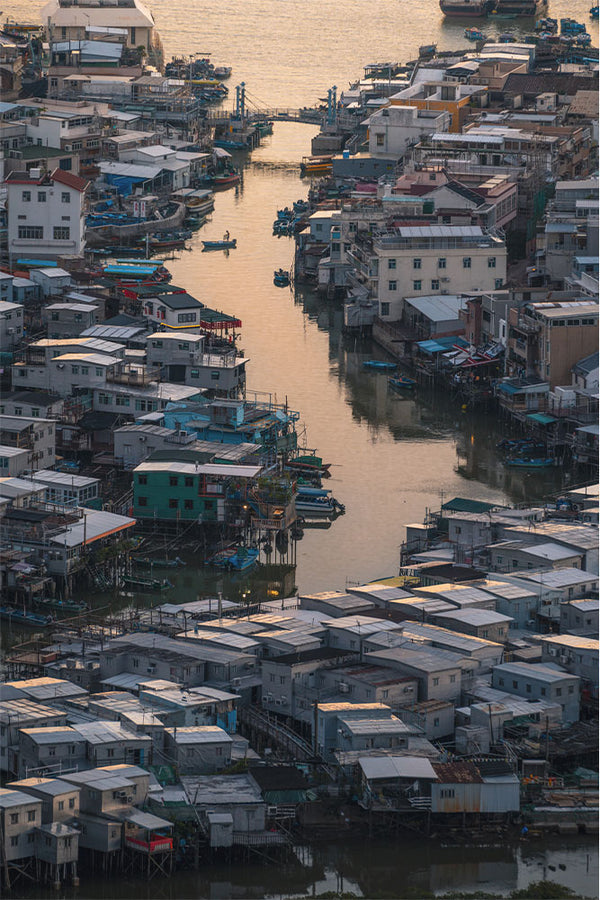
[1,0,599,897]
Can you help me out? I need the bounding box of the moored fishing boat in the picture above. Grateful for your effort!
[274,269,291,286]
[504,457,556,468]
[209,546,259,570]
[388,375,417,391]
[300,155,334,175]
[439,0,492,15]
[0,606,54,627]
[213,172,241,189]
[121,576,173,592]
[285,453,331,477]
[465,26,485,39]
[363,359,397,371]
[37,597,89,614]
[132,556,186,569]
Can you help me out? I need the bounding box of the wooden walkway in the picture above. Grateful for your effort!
[205,107,324,126]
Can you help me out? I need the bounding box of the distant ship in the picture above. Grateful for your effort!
[493,0,547,15]
[439,0,494,17]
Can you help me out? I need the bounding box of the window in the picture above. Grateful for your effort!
[463,257,471,269]
[450,674,456,683]
[184,499,194,510]
[388,280,397,291]
[53,227,70,241]
[388,258,396,269]
[488,257,496,268]
[51,311,59,321]
[138,497,148,507]
[168,498,178,509]
[178,313,196,323]
[499,677,504,686]
[495,278,503,289]
[381,302,390,317]
[169,476,178,487]
[71,366,79,375]
[432,677,439,686]
[18,226,43,240]
[376,133,385,146]
[434,717,440,727]
[22,191,31,202]
[69,798,75,809]
[184,476,193,487]
[413,258,422,269]
[107,748,114,758]
[413,280,422,291]
[211,371,220,381]
[27,834,35,844]
[38,191,46,203]
[438,258,446,269]
[61,192,71,203]
[57,801,64,812]
[10,836,18,847]
[512,681,518,689]
[526,683,532,693]
[431,279,440,291]
[10,813,19,825]
[190,369,199,379]
[568,685,574,694]
[555,687,562,697]
[138,475,147,486]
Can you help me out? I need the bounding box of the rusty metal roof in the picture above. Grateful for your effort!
[433,762,483,784]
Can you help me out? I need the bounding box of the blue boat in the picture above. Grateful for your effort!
[388,375,417,391]
[202,239,237,250]
[295,486,331,498]
[210,546,259,570]
[274,269,290,286]
[504,457,556,468]
[363,360,397,371]
[0,606,54,627]
[591,6,599,17]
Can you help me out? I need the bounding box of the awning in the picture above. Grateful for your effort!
[213,147,232,158]
[527,413,556,425]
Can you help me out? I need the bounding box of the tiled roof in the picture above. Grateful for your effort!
[51,168,89,193]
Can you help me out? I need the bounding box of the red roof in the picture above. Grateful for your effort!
[51,169,89,193]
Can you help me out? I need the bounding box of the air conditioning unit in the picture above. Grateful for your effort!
[147,666,156,674]
[338,682,350,694]
[139,436,147,442]
[440,277,450,282]
[231,677,241,687]
[126,795,134,803]
[280,695,287,703]
[274,699,282,706]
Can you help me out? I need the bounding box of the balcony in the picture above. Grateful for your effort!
[125,836,173,854]
[107,365,161,386]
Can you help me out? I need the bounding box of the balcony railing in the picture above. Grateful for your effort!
[125,836,173,854]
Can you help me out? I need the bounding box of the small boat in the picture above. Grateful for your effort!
[274,268,290,287]
[591,6,599,17]
[255,120,274,136]
[388,375,417,391]
[363,359,397,371]
[419,43,437,57]
[295,496,336,516]
[132,556,186,569]
[37,597,89,614]
[210,546,259,570]
[464,26,485,39]
[560,17,587,33]
[498,31,517,42]
[213,139,249,151]
[300,155,334,176]
[0,606,54,627]
[294,486,331,498]
[286,454,331,476]
[214,65,232,78]
[213,172,241,189]
[121,576,173,592]
[202,239,237,250]
[504,457,556,468]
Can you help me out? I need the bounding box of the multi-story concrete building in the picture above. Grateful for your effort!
[348,225,506,322]
[366,105,451,159]
[0,789,43,864]
[0,416,56,472]
[163,726,232,774]
[491,661,580,723]
[506,299,599,388]
[0,300,24,350]
[5,168,89,260]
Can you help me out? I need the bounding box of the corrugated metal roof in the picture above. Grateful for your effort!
[134,461,262,478]
[49,509,135,548]
[359,756,438,781]
[166,726,232,744]
[0,789,42,808]
[404,294,465,322]
[397,225,484,238]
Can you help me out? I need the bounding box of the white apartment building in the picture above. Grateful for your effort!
[5,167,88,260]
[366,105,451,159]
[348,225,507,322]
[0,300,23,350]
